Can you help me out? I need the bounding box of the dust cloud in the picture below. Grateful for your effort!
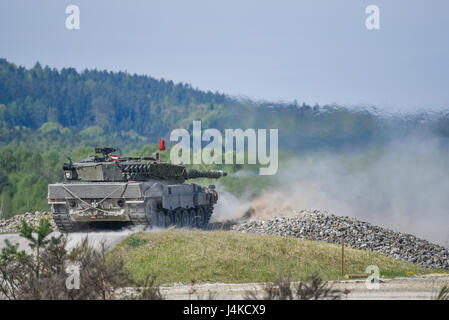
[212,136,449,246]
[64,225,166,251]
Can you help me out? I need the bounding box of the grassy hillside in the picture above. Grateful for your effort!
[108,229,438,285]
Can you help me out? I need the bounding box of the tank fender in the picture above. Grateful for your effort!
[161,184,210,210]
[143,182,164,197]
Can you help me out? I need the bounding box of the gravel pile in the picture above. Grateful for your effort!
[233,209,449,270]
[0,212,57,233]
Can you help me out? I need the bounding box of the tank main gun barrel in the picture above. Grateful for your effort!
[185,169,227,179]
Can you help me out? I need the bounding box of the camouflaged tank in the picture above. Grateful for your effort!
[48,148,227,232]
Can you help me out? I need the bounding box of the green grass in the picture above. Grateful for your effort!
[126,236,148,248]
[108,229,443,285]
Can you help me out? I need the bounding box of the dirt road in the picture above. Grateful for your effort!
[155,276,449,300]
[0,230,136,253]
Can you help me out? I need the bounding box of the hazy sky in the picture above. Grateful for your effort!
[1,0,448,111]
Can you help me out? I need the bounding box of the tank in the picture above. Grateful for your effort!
[47,148,227,232]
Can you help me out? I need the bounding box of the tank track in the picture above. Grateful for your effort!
[51,204,213,232]
[51,205,78,233]
[128,212,149,226]
[150,206,213,229]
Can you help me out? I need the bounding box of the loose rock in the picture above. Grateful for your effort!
[233,209,449,270]
[0,212,57,233]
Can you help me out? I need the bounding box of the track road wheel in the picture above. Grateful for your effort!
[159,212,170,228]
[174,208,183,227]
[181,209,190,228]
[193,207,203,228]
[188,209,198,228]
[166,211,174,227]
[202,206,213,228]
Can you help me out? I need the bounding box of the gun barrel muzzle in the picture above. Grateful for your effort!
[185,169,228,179]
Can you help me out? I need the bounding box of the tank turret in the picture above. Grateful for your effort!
[63,149,227,182]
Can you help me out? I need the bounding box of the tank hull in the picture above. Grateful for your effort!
[48,180,217,232]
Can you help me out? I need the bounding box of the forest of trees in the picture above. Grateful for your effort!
[1,58,449,218]
[0,58,394,153]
